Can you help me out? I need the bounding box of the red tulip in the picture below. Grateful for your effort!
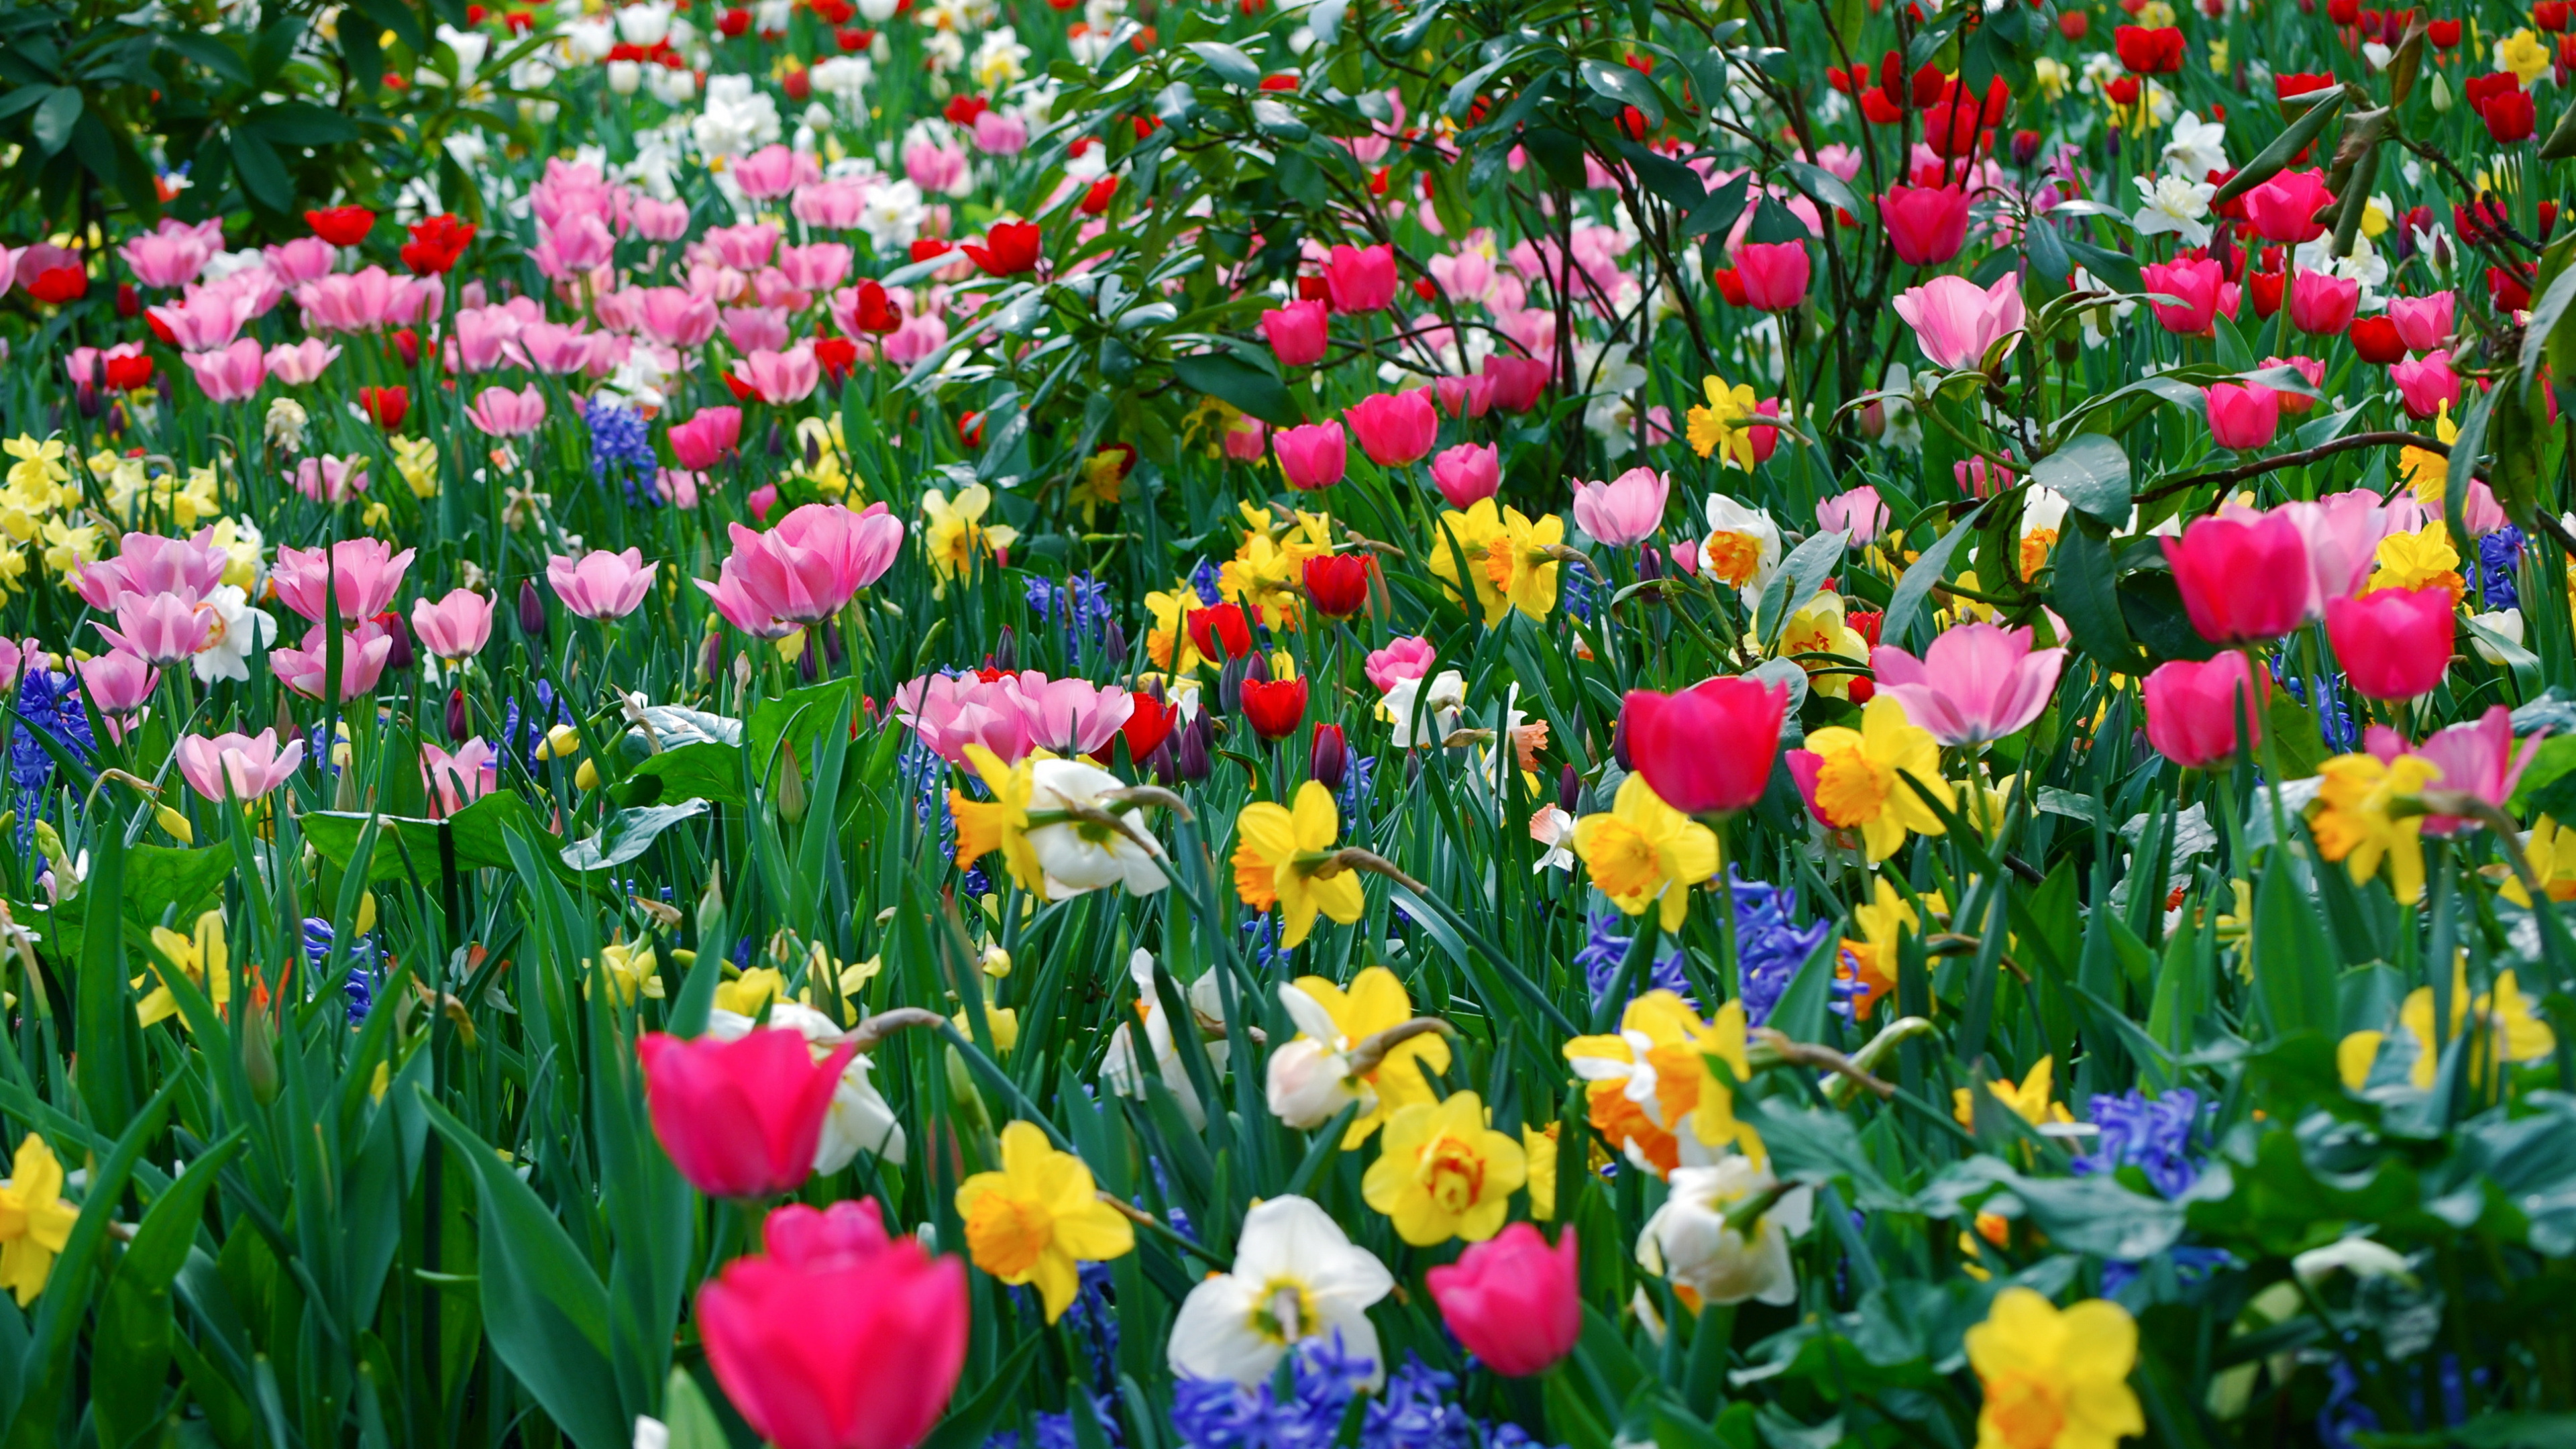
[637,1030,855,1199]
[2349,315,2408,364]
[1303,553,1374,618]
[1426,1222,1580,1377]
[1621,676,1789,816]
[699,1199,969,1449]
[2114,23,2187,71]
[24,264,88,305]
[1240,676,1309,741]
[962,221,1041,276]
[2481,87,2538,144]
[2143,655,2268,768]
[2326,586,2456,700]
[850,279,904,333]
[360,386,411,431]
[1118,690,1179,761]
[2161,513,2314,643]
[1187,601,1253,661]
[305,205,378,247]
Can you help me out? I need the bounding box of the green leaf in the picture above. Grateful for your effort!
[2031,433,2131,523]
[1754,528,1847,651]
[1778,159,1864,225]
[2051,519,2149,672]
[916,1335,1044,1449]
[2250,857,2339,1039]
[2212,91,2344,205]
[661,1368,731,1449]
[30,86,79,155]
[561,801,711,872]
[1614,139,1707,213]
[227,127,292,213]
[1884,501,1986,650]
[302,792,568,886]
[620,740,747,807]
[1183,41,1260,88]
[1578,60,1664,126]
[1169,350,1300,427]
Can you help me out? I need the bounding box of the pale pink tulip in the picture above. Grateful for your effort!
[1891,273,2025,371]
[177,729,307,804]
[1570,467,1668,547]
[411,588,496,661]
[547,547,657,620]
[270,538,415,624]
[465,384,548,438]
[1870,623,2066,746]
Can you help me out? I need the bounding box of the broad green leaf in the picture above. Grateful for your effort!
[2031,433,2131,523]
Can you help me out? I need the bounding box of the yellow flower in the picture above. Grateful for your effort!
[1837,876,1923,1018]
[1798,696,1953,861]
[1772,592,1870,700]
[1686,375,1761,470]
[2,436,70,495]
[2504,816,2576,905]
[1428,499,1511,625]
[0,1134,79,1306]
[1220,530,1319,633]
[1230,782,1366,949]
[591,940,667,1002]
[1362,1090,1528,1245]
[1953,1055,2076,1129]
[1965,1289,2144,1449]
[135,910,230,1029]
[38,518,101,580]
[1562,992,1762,1175]
[1523,1122,1558,1219]
[392,436,441,499]
[2360,958,2559,1090]
[1478,507,1564,624]
[2367,524,2463,604]
[714,966,785,1016]
[2310,751,2443,905]
[2033,56,2071,101]
[1285,965,1451,1146]
[920,484,1018,596]
[1142,578,1211,674]
[952,744,1046,900]
[207,517,262,589]
[2401,401,2458,503]
[1071,447,1127,526]
[1572,773,1719,930]
[955,1121,1134,1322]
[2500,28,2552,85]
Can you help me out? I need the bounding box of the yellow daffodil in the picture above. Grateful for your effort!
[921,484,1018,596]
[2,437,70,496]
[1796,696,1953,861]
[1572,773,1719,929]
[1686,375,1762,470]
[1427,499,1511,625]
[2367,524,2463,604]
[2500,28,2552,86]
[1562,991,1762,1176]
[1220,529,1322,633]
[0,1134,79,1306]
[2504,816,2576,905]
[1478,507,1564,623]
[955,1121,1135,1322]
[2310,751,2443,905]
[1837,876,1925,1018]
[38,518,101,581]
[1773,592,1870,700]
[392,436,441,499]
[1965,1289,2145,1449]
[1230,782,1365,949]
[952,743,1046,899]
[713,966,786,1016]
[1362,1089,1527,1245]
[1279,966,1450,1146]
[2346,958,2556,1091]
[2401,401,2457,502]
[1143,578,1212,674]
[1954,1055,2076,1129]
[135,910,230,1029]
[591,940,667,1002]
[1523,1122,1559,1219]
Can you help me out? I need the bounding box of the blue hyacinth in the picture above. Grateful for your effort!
[9,667,93,841]
[588,401,661,505]
[1729,872,1839,1027]
[2475,525,2524,612]
[1574,903,1690,1005]
[2073,1087,2204,1199]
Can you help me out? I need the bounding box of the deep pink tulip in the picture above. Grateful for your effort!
[2142,256,2224,335]
[183,338,267,402]
[1344,390,1438,468]
[2287,269,2359,336]
[1430,442,1501,508]
[270,538,416,624]
[1870,623,2067,746]
[177,729,306,804]
[637,286,720,347]
[2143,654,2267,768]
[699,503,904,633]
[1880,183,1970,265]
[1734,241,1811,311]
[2326,585,2455,701]
[697,1198,969,1449]
[1275,421,1350,490]
[1260,299,1330,366]
[465,384,548,438]
[639,1029,855,1198]
[669,407,744,470]
[1433,373,1494,419]
[1570,467,1669,547]
[271,621,396,702]
[2161,513,2312,643]
[2390,706,2538,835]
[96,590,217,665]
[1426,1223,1580,1377]
[411,588,496,661]
[2387,291,2455,353]
[1483,354,1550,413]
[2243,169,2336,244]
[1892,274,2025,370]
[1816,485,1890,543]
[1322,243,1397,313]
[2390,350,2460,420]
[547,547,657,621]
[1622,676,1789,815]
[420,739,500,816]
[2204,382,2282,450]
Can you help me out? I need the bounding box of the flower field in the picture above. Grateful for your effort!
[6,0,2576,1440]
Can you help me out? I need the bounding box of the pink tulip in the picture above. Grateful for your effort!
[177,729,306,804]
[2287,269,2359,336]
[1430,442,1501,508]
[1016,674,1138,756]
[295,266,435,333]
[2390,350,2460,420]
[182,338,267,402]
[2143,654,2267,768]
[547,547,657,621]
[1880,183,1970,265]
[1260,299,1330,367]
[1365,635,1438,692]
[706,222,783,272]
[633,196,692,241]
[1816,486,1890,543]
[450,305,521,373]
[270,538,416,624]
[2387,291,2455,353]
[737,343,822,405]
[699,503,905,634]
[292,455,371,504]
[637,286,720,347]
[788,180,865,233]
[639,1029,855,1198]
[1892,274,2025,371]
[2326,585,2455,701]
[1274,421,1350,490]
[1734,241,1811,312]
[972,110,1029,154]
[411,588,496,661]
[264,338,342,386]
[733,144,815,201]
[120,229,213,290]
[262,237,336,286]
[1955,454,2015,498]
[777,242,853,294]
[1570,467,1668,547]
[2389,706,2538,835]
[1322,243,1397,313]
[2265,354,2327,412]
[530,214,616,280]
[903,140,969,195]
[1622,676,1789,816]
[78,648,159,713]
[2204,382,2282,450]
[2280,490,2392,606]
[888,673,1034,765]
[1483,354,1550,413]
[149,293,253,351]
[722,305,793,355]
[1432,374,1494,419]
[74,530,228,610]
[271,621,396,702]
[2142,256,2224,335]
[1427,1222,1580,1377]
[2161,513,2312,643]
[420,739,500,816]
[697,1199,968,1449]
[1870,623,2066,747]
[95,591,217,665]
[1223,415,1268,463]
[519,321,597,375]
[1344,390,1438,468]
[0,638,34,694]
[2243,169,2336,244]
[465,384,547,438]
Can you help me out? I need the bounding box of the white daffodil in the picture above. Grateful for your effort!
[1024,758,1169,898]
[1104,949,1230,1129]
[1169,1195,1395,1388]
[1636,1155,1815,1307]
[2131,172,2216,248]
[706,1004,906,1169]
[1381,668,1466,750]
[1698,493,1783,608]
[2161,111,2230,180]
[192,585,276,684]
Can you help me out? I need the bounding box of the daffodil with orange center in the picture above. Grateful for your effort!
[1965,1289,2144,1449]
[1478,507,1564,623]
[1572,773,1719,930]
[1361,1089,1527,1245]
[1563,991,1762,1177]
[955,1120,1135,1322]
[950,743,1044,898]
[1792,694,1953,862]
[1427,498,1511,625]
[1232,782,1366,949]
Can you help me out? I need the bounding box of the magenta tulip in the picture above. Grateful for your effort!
[2143,654,2268,768]
[1274,421,1350,490]
[2389,350,2460,420]
[1260,299,1330,366]
[2161,513,2313,643]
[1870,623,2067,747]
[638,1029,855,1198]
[1321,242,1397,313]
[1344,390,1439,468]
[2287,269,2359,336]
[1734,241,1811,312]
[1880,182,1970,265]
[2142,256,2224,335]
[2243,169,2336,244]
[2326,586,2455,701]
[1430,442,1501,508]
[1622,676,1789,815]
[1426,1222,1580,1377]
[2204,382,2282,450]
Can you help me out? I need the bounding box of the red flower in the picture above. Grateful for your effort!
[2327,0,2359,21]
[961,221,1042,276]
[956,411,983,448]
[2428,17,2461,45]
[25,265,88,305]
[401,213,477,276]
[1302,554,1374,619]
[2481,86,2538,143]
[1117,691,1179,761]
[2273,72,2338,106]
[360,385,411,430]
[2540,0,2569,30]
[851,278,904,333]
[305,206,378,247]
[782,66,810,101]
[2103,76,2142,105]
[2247,270,2286,317]
[2492,264,2536,312]
[813,334,858,382]
[2349,315,2408,364]
[909,237,955,263]
[1239,676,1309,742]
[103,350,154,392]
[717,6,750,34]
[722,370,760,402]
[390,327,421,368]
[2113,24,2187,72]
[1259,72,1298,91]
[2059,8,2089,36]
[1079,176,1118,215]
[943,95,991,125]
[1187,602,1252,661]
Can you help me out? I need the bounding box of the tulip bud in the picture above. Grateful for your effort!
[798,641,818,681]
[241,1000,281,1105]
[1309,723,1348,789]
[822,621,846,667]
[1175,711,1213,782]
[1637,544,1664,582]
[517,579,547,639]
[379,612,416,671]
[701,627,725,683]
[991,626,1016,673]
[1102,618,1128,663]
[446,687,470,742]
[776,742,808,822]
[766,421,786,456]
[1611,714,1633,771]
[1558,763,1582,814]
[1217,652,1254,715]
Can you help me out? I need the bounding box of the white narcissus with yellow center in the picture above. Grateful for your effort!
[1169,1195,1394,1389]
[1024,757,1169,898]
[1636,1154,1813,1309]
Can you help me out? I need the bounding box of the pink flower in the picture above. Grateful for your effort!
[78,649,157,738]
[2243,168,2336,244]
[271,621,396,702]
[888,673,1034,765]
[1014,674,1138,756]
[2326,585,2455,701]
[465,384,547,438]
[2287,268,2359,335]
[2387,290,2455,353]
[1260,299,1330,367]
[1426,1223,1580,1378]
[2265,354,2326,412]
[1429,442,1501,508]
[95,590,217,665]
[263,338,342,386]
[1322,243,1398,313]
[530,214,616,280]
[737,343,823,405]
[2204,382,2282,450]
[2142,256,2224,334]
[881,312,949,365]
[411,588,496,661]
[2279,490,2392,605]
[2142,654,2267,768]
[2161,513,2312,642]
[270,538,415,624]
[669,407,744,470]
[723,305,793,354]
[2394,706,2540,835]
[1870,623,2066,746]
[176,729,306,805]
[420,739,500,816]
[777,242,853,293]
[1483,354,1550,413]
[696,1198,968,1449]
[904,140,969,194]
[1222,415,1267,463]
[633,196,692,241]
[1344,390,1438,468]
[706,222,782,272]
[1734,241,1811,311]
[262,237,336,285]
[699,503,904,634]
[74,530,228,609]
[1570,467,1668,546]
[1955,454,2015,498]
[1432,374,1493,419]
[1275,421,1350,490]
[1816,486,1890,543]
[120,228,214,290]
[182,338,267,402]
[637,286,720,347]
[1364,636,1438,692]
[2389,350,2460,420]
[733,144,817,201]
[547,547,657,621]
[1880,183,1970,265]
[972,110,1030,155]
[639,1029,857,1199]
[1891,274,2025,370]
[1622,676,1790,815]
[292,454,370,504]
[294,266,434,333]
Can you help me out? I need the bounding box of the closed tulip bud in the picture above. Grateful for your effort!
[822,621,846,667]
[517,579,547,639]
[1175,712,1213,782]
[702,629,726,682]
[378,611,416,671]
[1558,762,1582,814]
[1427,1222,1581,1377]
[1310,723,1348,788]
[991,626,1016,674]
[1611,714,1633,771]
[241,1002,280,1105]
[446,686,470,742]
[1102,618,1128,663]
[1218,653,1253,716]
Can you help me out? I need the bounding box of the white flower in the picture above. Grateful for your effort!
[1169,1196,1394,1387]
[2294,233,2391,298]
[1635,1156,1814,1307]
[2131,172,2216,248]
[2161,111,2229,180]
[1381,669,1466,750]
[2468,608,2526,664]
[1022,759,1169,897]
[1578,342,1653,456]
[648,64,697,105]
[1529,804,1574,873]
[1698,494,1783,608]
[753,0,793,32]
[2020,485,2070,539]
[606,59,642,95]
[2070,266,2137,350]
[562,18,614,62]
[616,1,673,45]
[812,55,873,101]
[692,74,782,162]
[973,26,1030,91]
[857,177,928,253]
[1104,949,1230,1128]
[2292,1236,2416,1288]
[706,1004,906,1169]
[435,23,490,83]
[193,584,276,684]
[1263,982,1367,1129]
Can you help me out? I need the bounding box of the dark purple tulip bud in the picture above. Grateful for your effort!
[1558,762,1582,814]
[992,626,1016,674]
[1102,619,1127,664]
[822,621,846,667]
[1175,711,1213,782]
[1309,724,1348,790]
[1611,714,1633,772]
[1218,653,1253,716]
[380,612,416,671]
[702,628,725,680]
[517,579,547,639]
[446,687,469,742]
[798,641,819,681]
[1636,545,1663,583]
[766,421,786,456]
[1147,738,1178,784]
